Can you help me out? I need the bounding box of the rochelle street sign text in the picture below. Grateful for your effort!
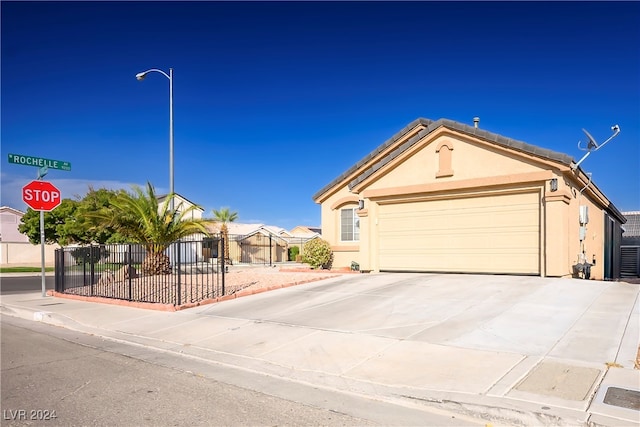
[8,153,71,171]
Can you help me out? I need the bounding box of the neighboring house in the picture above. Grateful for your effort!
[621,211,640,277]
[237,227,289,264]
[0,206,29,243]
[313,117,626,280]
[204,222,307,264]
[289,225,322,238]
[622,211,640,246]
[0,206,58,266]
[157,193,204,220]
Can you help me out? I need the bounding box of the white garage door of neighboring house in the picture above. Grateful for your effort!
[378,191,540,274]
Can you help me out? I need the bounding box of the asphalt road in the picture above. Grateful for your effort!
[1,315,376,426]
[0,276,54,294]
[1,315,475,426]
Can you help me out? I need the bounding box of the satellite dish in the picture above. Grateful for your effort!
[572,124,621,170]
[579,128,599,151]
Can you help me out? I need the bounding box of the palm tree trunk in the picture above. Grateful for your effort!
[142,250,172,275]
[221,224,231,265]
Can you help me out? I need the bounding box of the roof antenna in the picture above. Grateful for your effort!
[572,124,620,170]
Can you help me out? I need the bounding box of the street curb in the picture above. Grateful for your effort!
[0,301,590,427]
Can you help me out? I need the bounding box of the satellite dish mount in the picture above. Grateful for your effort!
[572,124,620,170]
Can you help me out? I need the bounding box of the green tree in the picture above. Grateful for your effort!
[74,187,128,243]
[88,182,211,275]
[211,207,238,264]
[18,199,80,245]
[18,187,127,245]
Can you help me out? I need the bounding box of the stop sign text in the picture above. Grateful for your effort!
[22,180,62,211]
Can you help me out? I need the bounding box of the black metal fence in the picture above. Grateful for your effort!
[54,239,226,306]
[54,234,320,306]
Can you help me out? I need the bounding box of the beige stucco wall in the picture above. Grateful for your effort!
[367,133,544,191]
[0,242,59,266]
[317,124,614,280]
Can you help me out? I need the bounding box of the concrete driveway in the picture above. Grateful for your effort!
[190,273,639,424]
[2,272,638,425]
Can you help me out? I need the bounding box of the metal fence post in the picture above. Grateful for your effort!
[55,249,61,292]
[177,242,182,306]
[90,245,95,296]
[221,237,225,295]
[82,255,87,287]
[128,244,132,301]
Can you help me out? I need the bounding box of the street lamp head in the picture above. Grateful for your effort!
[135,72,147,81]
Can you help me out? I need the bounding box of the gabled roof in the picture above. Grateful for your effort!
[205,222,262,235]
[157,193,204,211]
[622,211,640,237]
[313,117,575,201]
[241,227,289,244]
[204,222,287,238]
[289,225,321,237]
[0,206,25,216]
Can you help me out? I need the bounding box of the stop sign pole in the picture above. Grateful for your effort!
[40,206,45,297]
[22,180,62,297]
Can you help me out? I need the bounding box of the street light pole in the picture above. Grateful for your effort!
[168,68,174,212]
[136,67,175,211]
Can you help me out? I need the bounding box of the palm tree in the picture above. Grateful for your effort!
[211,207,238,264]
[89,182,210,275]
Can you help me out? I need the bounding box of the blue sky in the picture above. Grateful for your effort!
[2,1,639,230]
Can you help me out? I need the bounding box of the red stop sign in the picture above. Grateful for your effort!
[22,180,62,211]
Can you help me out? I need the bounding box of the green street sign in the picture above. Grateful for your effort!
[8,153,71,171]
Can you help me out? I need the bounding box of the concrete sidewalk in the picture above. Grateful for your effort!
[2,273,639,426]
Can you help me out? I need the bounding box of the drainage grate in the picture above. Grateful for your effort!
[603,387,640,411]
[39,303,64,307]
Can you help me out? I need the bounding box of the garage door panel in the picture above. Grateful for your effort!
[378,192,540,274]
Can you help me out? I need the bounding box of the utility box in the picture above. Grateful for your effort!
[579,205,589,225]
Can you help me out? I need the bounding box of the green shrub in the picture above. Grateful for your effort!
[301,238,333,269]
[288,246,300,261]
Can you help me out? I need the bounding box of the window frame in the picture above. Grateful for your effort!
[340,207,360,242]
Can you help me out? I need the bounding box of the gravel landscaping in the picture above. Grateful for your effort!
[61,264,349,306]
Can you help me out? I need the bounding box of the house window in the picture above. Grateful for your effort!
[341,208,360,241]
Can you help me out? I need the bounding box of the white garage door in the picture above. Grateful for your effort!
[378,192,540,274]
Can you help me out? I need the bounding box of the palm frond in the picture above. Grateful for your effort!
[85,181,212,253]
